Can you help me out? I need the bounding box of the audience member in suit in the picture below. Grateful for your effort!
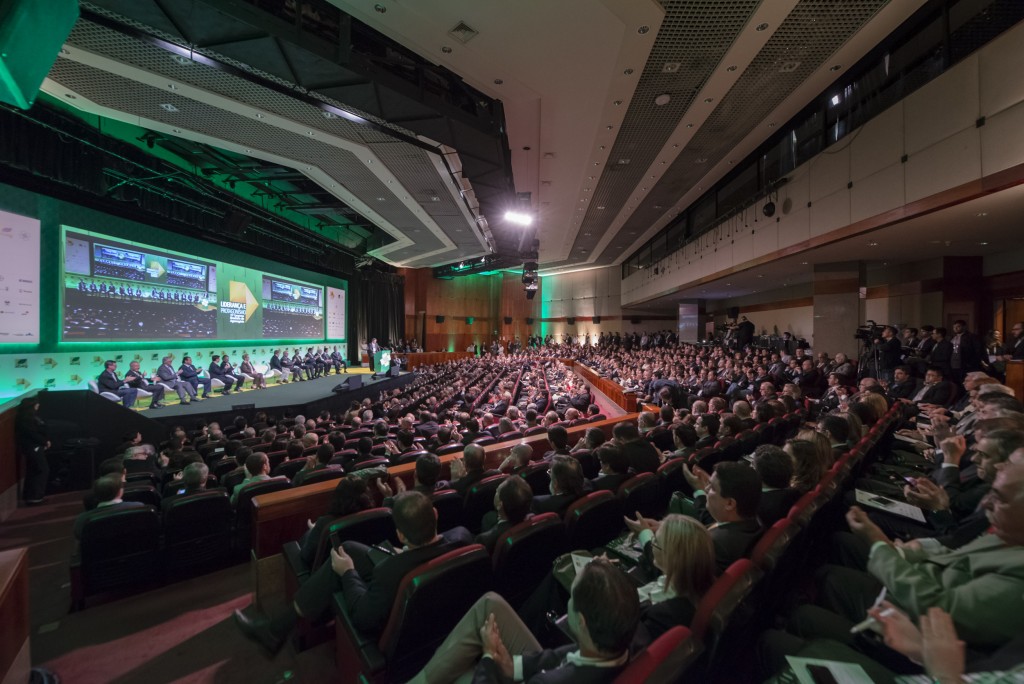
[927,327,954,378]
[460,418,484,445]
[613,422,661,473]
[900,366,957,409]
[292,444,339,487]
[235,491,473,652]
[82,457,127,511]
[948,319,984,384]
[475,475,533,553]
[681,461,763,572]
[298,476,373,566]
[178,356,211,398]
[415,411,440,438]
[73,473,145,540]
[531,454,585,516]
[751,445,801,528]
[449,444,499,498]
[156,355,196,403]
[125,360,166,408]
[588,445,631,492]
[586,404,607,422]
[269,350,289,383]
[886,365,921,402]
[161,462,223,507]
[541,425,572,461]
[497,443,537,476]
[229,451,272,506]
[409,559,640,684]
[1000,321,1024,361]
[773,460,1024,658]
[97,360,138,408]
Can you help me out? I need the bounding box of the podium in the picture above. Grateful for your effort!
[372,349,392,374]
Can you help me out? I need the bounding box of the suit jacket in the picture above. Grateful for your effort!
[758,487,801,528]
[634,595,698,648]
[589,473,631,493]
[125,369,153,389]
[473,645,625,684]
[208,362,228,379]
[531,492,579,517]
[451,469,500,499]
[97,370,125,393]
[620,440,661,474]
[156,364,180,383]
[869,534,1024,648]
[340,527,473,633]
[178,364,202,381]
[887,378,921,401]
[694,495,762,572]
[919,381,956,406]
[929,340,953,374]
[474,516,526,554]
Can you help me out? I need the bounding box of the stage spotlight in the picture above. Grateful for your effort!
[504,211,534,226]
[762,201,776,217]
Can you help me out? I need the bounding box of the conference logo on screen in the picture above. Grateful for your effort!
[220,281,260,325]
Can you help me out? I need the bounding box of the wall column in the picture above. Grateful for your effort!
[677,300,709,342]
[941,256,983,332]
[813,262,865,358]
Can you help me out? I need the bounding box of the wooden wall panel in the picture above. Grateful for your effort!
[0,406,17,496]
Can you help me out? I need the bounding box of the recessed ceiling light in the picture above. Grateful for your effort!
[376,197,386,201]
[167,84,178,91]
[868,241,879,246]
[801,261,808,265]
[654,93,671,106]
[686,123,693,128]
[159,103,179,112]
[493,78,503,85]
[756,22,769,31]
[254,113,264,119]
[588,176,595,180]
[321,111,336,119]
[726,65,738,72]
[637,25,650,34]
[441,46,453,54]
[977,212,987,217]
[173,128,181,133]
[704,97,714,103]
[623,68,634,75]
[599,145,606,150]
[661,161,667,165]
[978,241,990,246]
[829,64,842,71]
[583,188,590,192]
[672,143,679,148]
[597,206,605,210]
[64,93,76,99]
[170,54,191,66]
[583,232,592,236]
[696,158,708,164]
[768,122,776,128]
[613,100,622,106]
[606,125,614,130]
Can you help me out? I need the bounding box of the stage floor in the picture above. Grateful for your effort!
[140,368,400,418]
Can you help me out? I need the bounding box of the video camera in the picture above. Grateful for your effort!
[854,320,886,342]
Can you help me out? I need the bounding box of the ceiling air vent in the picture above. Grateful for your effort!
[448,21,479,44]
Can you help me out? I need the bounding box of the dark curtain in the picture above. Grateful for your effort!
[352,271,405,361]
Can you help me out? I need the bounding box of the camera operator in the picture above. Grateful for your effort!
[871,325,903,384]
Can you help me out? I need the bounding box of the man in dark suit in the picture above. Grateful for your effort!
[751,445,800,528]
[1001,321,1024,361]
[736,316,755,349]
[268,349,287,383]
[449,444,499,498]
[156,355,196,403]
[125,360,165,408]
[475,476,532,553]
[330,345,347,374]
[872,325,904,383]
[927,327,954,378]
[414,411,440,438]
[949,319,984,384]
[682,461,763,572]
[207,355,235,394]
[235,491,472,652]
[886,365,920,402]
[589,445,631,492]
[902,366,956,408]
[97,360,138,408]
[73,473,145,540]
[613,422,661,473]
[178,356,211,398]
[411,559,640,683]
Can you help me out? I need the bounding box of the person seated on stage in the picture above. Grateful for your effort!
[234,490,473,652]
[294,347,313,380]
[282,350,304,382]
[97,360,139,408]
[124,360,166,409]
[206,355,235,394]
[73,473,145,540]
[330,346,347,374]
[269,349,289,383]
[304,347,322,379]
[230,452,272,506]
[240,354,266,390]
[410,557,641,683]
[177,356,211,399]
[156,355,196,404]
[220,355,244,391]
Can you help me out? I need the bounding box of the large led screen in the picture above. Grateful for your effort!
[0,209,41,344]
[61,227,327,342]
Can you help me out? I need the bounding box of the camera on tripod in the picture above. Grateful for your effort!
[854,321,885,342]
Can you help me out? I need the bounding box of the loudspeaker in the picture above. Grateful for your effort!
[436,315,445,323]
[526,317,534,325]
[0,0,78,109]
[593,316,601,324]
[727,306,740,319]
[503,316,512,325]
[333,375,363,392]
[567,317,576,325]
[466,317,475,325]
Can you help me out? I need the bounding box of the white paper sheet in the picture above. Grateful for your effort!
[855,489,926,522]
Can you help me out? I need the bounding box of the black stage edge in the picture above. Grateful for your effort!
[141,370,416,431]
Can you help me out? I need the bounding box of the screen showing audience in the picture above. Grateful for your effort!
[61,226,328,342]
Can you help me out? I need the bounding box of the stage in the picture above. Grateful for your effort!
[139,368,416,429]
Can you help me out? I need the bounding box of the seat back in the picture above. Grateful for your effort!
[431,489,464,532]
[301,468,346,486]
[491,513,567,608]
[122,484,161,508]
[233,477,291,548]
[463,474,508,533]
[657,458,687,500]
[272,459,308,480]
[750,518,798,571]
[77,505,161,600]
[163,491,232,571]
[617,472,661,519]
[564,490,623,551]
[378,545,493,680]
[612,626,701,684]
[690,559,762,649]
[326,508,398,559]
[571,449,599,479]
[518,462,551,496]
[392,450,429,466]
[435,443,464,456]
[472,436,496,447]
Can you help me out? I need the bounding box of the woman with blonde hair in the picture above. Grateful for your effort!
[796,428,835,469]
[785,438,827,493]
[857,392,888,425]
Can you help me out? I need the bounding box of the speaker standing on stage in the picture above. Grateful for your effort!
[16,397,49,505]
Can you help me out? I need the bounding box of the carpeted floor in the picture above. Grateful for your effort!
[0,493,337,683]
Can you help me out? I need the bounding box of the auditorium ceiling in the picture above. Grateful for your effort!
[42,0,928,270]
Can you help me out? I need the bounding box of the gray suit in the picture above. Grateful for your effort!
[157,363,196,401]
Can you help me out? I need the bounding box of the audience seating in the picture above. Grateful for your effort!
[333,544,493,683]
[71,506,162,610]
[301,468,346,486]
[491,513,567,608]
[617,472,662,519]
[273,459,309,480]
[122,483,161,507]
[232,477,291,551]
[689,558,763,677]
[162,491,233,575]
[564,490,623,551]
[570,449,599,479]
[284,508,397,592]
[462,474,507,533]
[431,490,464,532]
[613,625,702,684]
[517,462,551,496]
